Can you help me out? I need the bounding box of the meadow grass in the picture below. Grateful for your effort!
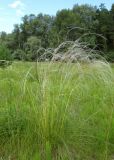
[0,61,114,160]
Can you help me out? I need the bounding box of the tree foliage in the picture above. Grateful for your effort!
[0,3,114,61]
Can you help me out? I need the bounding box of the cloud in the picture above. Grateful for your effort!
[9,0,24,9]
[9,0,25,16]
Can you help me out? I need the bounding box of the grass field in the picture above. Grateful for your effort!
[0,61,114,160]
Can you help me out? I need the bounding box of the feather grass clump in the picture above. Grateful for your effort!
[0,40,114,160]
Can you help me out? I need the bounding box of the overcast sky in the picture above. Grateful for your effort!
[0,0,113,33]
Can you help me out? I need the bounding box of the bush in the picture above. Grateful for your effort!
[0,44,11,60]
[12,49,26,61]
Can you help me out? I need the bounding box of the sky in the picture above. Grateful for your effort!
[0,0,114,33]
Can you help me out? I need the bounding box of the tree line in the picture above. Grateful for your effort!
[0,3,114,62]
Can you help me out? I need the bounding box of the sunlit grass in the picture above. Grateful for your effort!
[0,61,114,160]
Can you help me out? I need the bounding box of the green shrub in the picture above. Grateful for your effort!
[12,49,26,61]
[0,44,11,60]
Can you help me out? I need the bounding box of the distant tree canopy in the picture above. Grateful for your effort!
[0,3,114,61]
